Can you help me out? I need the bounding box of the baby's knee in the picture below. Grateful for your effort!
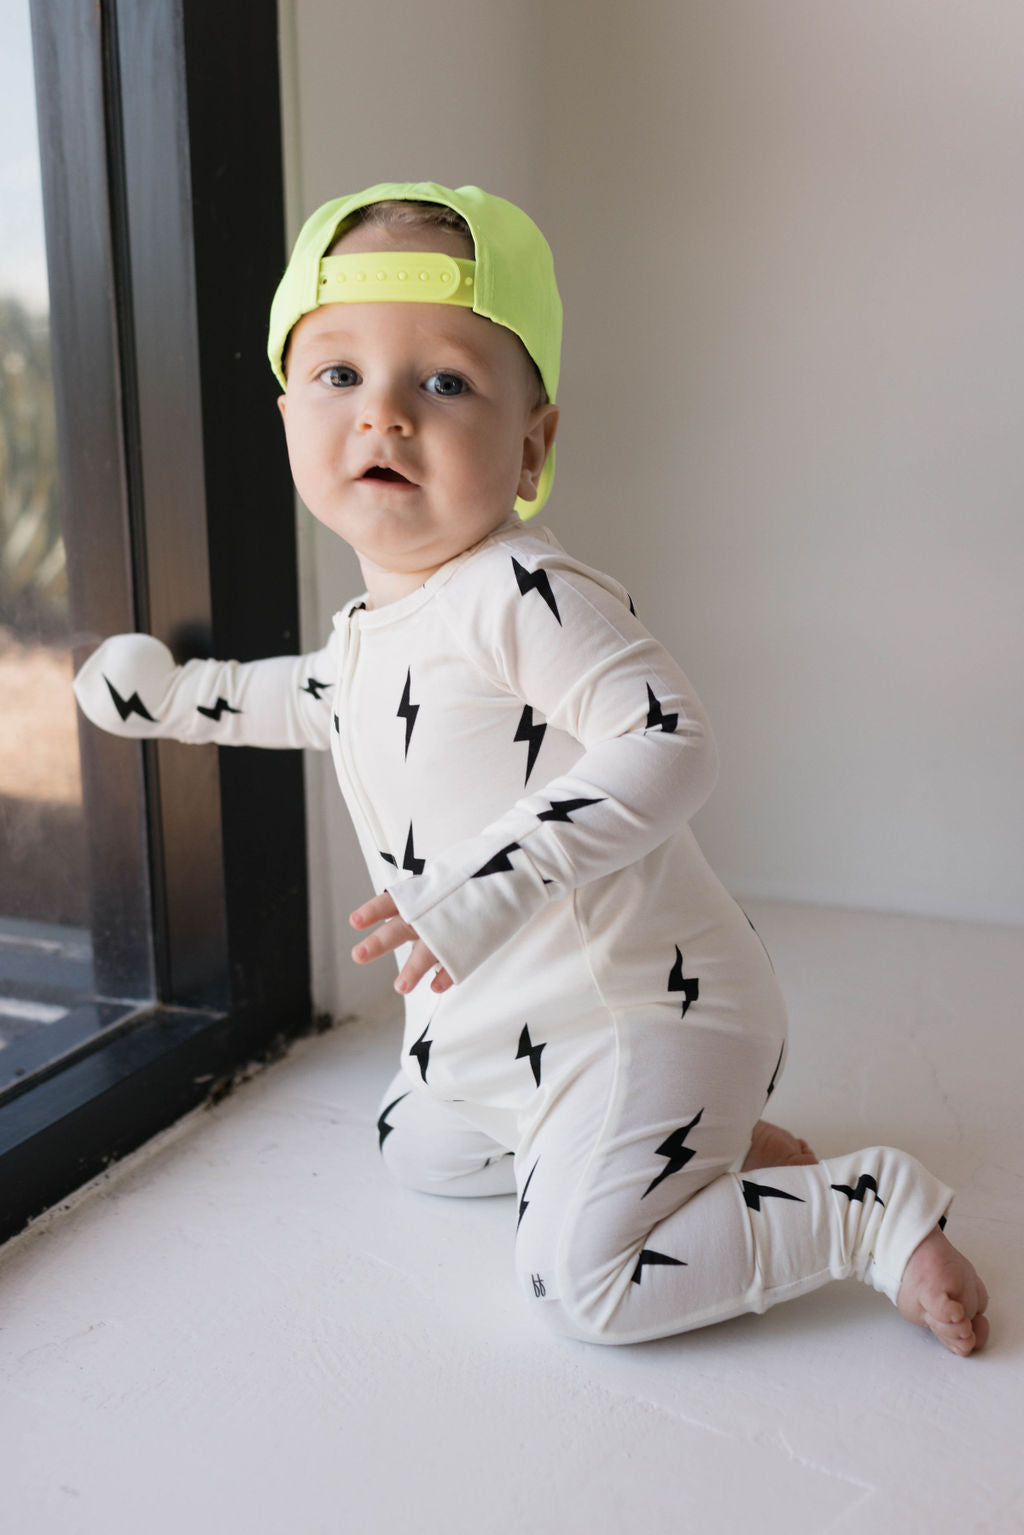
[517,1282,645,1346]
[378,1129,445,1194]
[379,1127,465,1192]
[379,1123,517,1198]
[514,1257,647,1346]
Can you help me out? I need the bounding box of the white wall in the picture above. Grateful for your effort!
[279,0,1024,1015]
[538,1,1024,929]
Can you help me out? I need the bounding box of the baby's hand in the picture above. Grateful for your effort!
[350,892,454,995]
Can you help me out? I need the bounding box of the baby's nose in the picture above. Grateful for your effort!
[357,384,414,435]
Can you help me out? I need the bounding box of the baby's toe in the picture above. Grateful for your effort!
[933,1292,966,1326]
[928,1299,984,1354]
[925,1314,969,1352]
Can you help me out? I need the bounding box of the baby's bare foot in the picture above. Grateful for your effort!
[742,1120,818,1171]
[897,1227,990,1356]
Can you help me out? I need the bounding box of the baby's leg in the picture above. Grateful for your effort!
[375,1071,516,1198]
[741,1133,988,1354]
[512,1022,976,1348]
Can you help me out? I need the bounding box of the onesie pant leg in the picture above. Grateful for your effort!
[376,1072,517,1198]
[511,1029,953,1344]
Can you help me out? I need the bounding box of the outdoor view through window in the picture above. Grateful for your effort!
[0,3,94,1048]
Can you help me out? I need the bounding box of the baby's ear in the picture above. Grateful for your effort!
[518,403,559,500]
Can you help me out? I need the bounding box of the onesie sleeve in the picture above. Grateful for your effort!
[388,539,719,982]
[72,629,340,751]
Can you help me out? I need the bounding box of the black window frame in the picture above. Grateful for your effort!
[0,0,312,1244]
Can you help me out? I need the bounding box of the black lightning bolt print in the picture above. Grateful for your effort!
[397,669,419,758]
[409,1025,432,1082]
[333,713,341,734]
[104,677,156,723]
[378,831,422,873]
[377,1092,410,1150]
[516,1024,546,1087]
[632,1249,686,1284]
[517,1159,539,1231]
[514,705,547,785]
[628,594,637,616]
[302,676,329,700]
[196,697,241,721]
[512,557,562,625]
[537,796,606,823]
[741,1180,806,1212]
[765,1042,784,1101]
[642,1108,705,1198]
[831,1175,885,1208]
[645,684,679,734]
[401,824,425,876]
[472,842,521,878]
[668,946,700,1018]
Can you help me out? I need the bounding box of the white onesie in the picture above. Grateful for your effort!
[74,516,952,1343]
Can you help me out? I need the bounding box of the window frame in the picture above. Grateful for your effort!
[0,0,311,1245]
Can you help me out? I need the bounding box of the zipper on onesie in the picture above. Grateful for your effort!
[329,614,393,859]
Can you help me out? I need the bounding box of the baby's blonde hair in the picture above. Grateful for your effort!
[338,199,473,244]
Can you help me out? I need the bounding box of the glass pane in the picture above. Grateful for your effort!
[0,2,94,1046]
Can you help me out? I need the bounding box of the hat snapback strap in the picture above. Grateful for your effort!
[317,252,476,306]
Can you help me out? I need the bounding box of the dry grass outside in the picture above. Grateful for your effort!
[0,624,82,805]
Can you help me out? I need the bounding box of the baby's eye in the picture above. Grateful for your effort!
[425,371,468,397]
[319,364,360,388]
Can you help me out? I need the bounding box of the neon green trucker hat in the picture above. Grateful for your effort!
[267,181,561,517]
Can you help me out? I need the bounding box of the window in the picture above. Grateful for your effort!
[0,0,311,1243]
[1,2,93,1046]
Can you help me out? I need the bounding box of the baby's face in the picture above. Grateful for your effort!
[278,221,558,604]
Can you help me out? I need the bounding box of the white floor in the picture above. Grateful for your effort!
[1,899,1021,1535]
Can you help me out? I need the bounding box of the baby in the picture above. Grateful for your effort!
[74,181,988,1352]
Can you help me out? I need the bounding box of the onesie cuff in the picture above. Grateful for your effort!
[389,840,553,984]
[863,1153,955,1305]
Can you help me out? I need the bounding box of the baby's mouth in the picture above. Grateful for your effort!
[361,465,414,485]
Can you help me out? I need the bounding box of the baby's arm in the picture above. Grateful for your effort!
[375,542,719,986]
[73,630,340,752]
